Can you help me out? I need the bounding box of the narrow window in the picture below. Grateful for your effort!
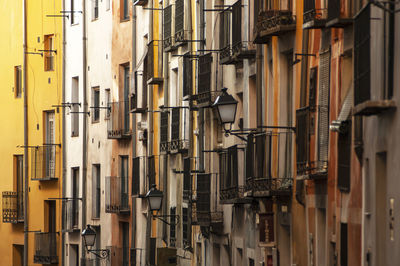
[121,0,130,20]
[120,156,129,211]
[132,157,140,196]
[123,65,130,133]
[105,88,111,120]
[170,207,176,247]
[14,155,24,221]
[14,66,22,98]
[92,164,101,219]
[121,222,129,266]
[44,35,54,71]
[92,87,100,122]
[93,0,99,20]
[71,77,79,136]
[71,168,79,228]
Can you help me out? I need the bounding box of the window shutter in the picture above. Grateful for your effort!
[246,134,254,179]
[232,1,242,47]
[196,174,210,213]
[309,67,317,107]
[296,107,310,173]
[163,5,172,48]
[328,0,341,21]
[317,51,331,169]
[142,54,148,108]
[149,238,156,265]
[182,207,191,247]
[354,5,371,105]
[175,0,184,38]
[219,152,228,191]
[183,158,191,193]
[148,156,155,187]
[228,145,238,188]
[171,108,180,141]
[220,10,230,50]
[170,207,176,246]
[132,157,140,196]
[147,42,155,80]
[160,112,169,144]
[198,54,213,96]
[183,54,192,97]
[338,121,351,191]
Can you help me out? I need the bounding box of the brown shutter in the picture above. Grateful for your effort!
[132,157,140,196]
[354,4,371,105]
[220,9,230,50]
[309,67,317,107]
[232,1,242,47]
[246,134,254,179]
[183,54,192,97]
[196,174,210,212]
[338,121,351,191]
[219,152,228,191]
[198,54,213,96]
[148,156,155,187]
[296,107,310,173]
[183,158,191,192]
[171,108,180,141]
[228,145,238,188]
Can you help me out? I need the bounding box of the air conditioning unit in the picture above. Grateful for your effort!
[138,129,148,142]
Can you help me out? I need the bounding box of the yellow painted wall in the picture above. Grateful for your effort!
[0,1,25,265]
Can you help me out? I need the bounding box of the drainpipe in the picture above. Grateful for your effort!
[61,0,67,264]
[256,43,263,128]
[23,0,28,265]
[81,0,88,261]
[131,2,137,259]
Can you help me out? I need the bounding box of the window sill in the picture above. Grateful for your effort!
[120,18,130,23]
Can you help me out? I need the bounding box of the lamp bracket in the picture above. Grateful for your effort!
[87,249,110,260]
[152,214,180,226]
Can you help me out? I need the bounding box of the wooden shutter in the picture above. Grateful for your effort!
[309,67,317,107]
[232,1,242,47]
[338,121,351,191]
[220,10,230,50]
[147,41,155,80]
[160,112,169,144]
[171,108,180,141]
[150,237,156,265]
[163,5,172,48]
[198,54,213,95]
[296,107,310,173]
[196,174,210,212]
[219,152,228,191]
[132,157,140,196]
[148,156,155,187]
[228,145,238,188]
[182,207,191,247]
[175,0,184,36]
[354,5,371,105]
[246,134,254,179]
[183,54,192,97]
[317,51,331,167]
[183,158,191,192]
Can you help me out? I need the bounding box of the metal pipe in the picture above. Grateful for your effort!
[256,43,263,128]
[131,1,137,260]
[61,0,67,264]
[81,0,88,261]
[23,0,28,264]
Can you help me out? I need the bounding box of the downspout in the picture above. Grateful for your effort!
[81,0,88,261]
[61,0,67,264]
[23,0,28,265]
[145,1,154,263]
[131,2,137,258]
[256,43,263,128]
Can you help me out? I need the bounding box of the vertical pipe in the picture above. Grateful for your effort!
[61,0,67,264]
[131,1,137,260]
[23,0,28,265]
[81,0,88,261]
[256,43,263,127]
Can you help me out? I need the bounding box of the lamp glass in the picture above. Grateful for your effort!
[217,103,237,125]
[82,225,96,247]
[148,195,163,212]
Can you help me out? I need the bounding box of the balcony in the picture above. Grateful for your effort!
[246,131,294,198]
[34,232,58,264]
[326,0,353,28]
[193,53,214,107]
[105,176,130,214]
[254,10,296,43]
[160,109,189,153]
[146,41,163,85]
[303,0,327,29]
[2,191,23,223]
[63,200,79,232]
[31,145,60,181]
[107,101,131,139]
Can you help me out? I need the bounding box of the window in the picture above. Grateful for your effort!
[196,174,211,219]
[71,168,79,228]
[44,111,56,177]
[105,88,111,120]
[70,0,79,24]
[92,87,100,122]
[148,156,155,188]
[197,54,212,101]
[183,53,192,98]
[174,0,185,42]
[182,207,190,248]
[171,108,180,142]
[93,0,99,20]
[121,0,130,20]
[121,222,129,266]
[14,66,22,98]
[132,157,140,196]
[259,213,274,243]
[71,77,79,136]
[170,207,176,247]
[163,5,173,49]
[160,112,168,151]
[44,35,54,71]
[123,65,130,133]
[337,121,351,191]
[92,164,101,219]
[14,155,24,221]
[183,158,191,200]
[120,156,129,211]
[340,223,348,266]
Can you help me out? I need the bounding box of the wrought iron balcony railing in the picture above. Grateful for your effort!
[31,145,60,181]
[34,232,58,264]
[107,101,131,139]
[254,10,296,43]
[326,0,353,27]
[246,131,294,198]
[2,191,24,223]
[105,176,130,214]
[63,200,79,232]
[303,0,327,29]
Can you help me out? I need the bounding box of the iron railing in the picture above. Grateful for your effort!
[220,186,246,201]
[31,145,60,180]
[303,0,327,26]
[255,10,295,40]
[107,101,131,139]
[246,131,294,197]
[2,191,23,223]
[34,232,58,264]
[105,176,130,214]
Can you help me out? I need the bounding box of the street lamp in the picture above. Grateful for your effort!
[212,88,238,132]
[82,225,110,259]
[145,185,179,225]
